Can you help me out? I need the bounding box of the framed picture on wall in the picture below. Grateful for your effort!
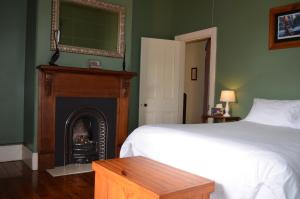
[269,2,300,50]
[191,67,197,80]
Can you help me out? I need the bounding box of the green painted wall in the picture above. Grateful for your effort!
[24,0,38,150]
[213,0,300,117]
[0,0,27,145]
[172,0,213,35]
[172,0,300,118]
[23,0,133,151]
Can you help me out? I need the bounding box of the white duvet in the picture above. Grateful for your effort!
[120,121,300,199]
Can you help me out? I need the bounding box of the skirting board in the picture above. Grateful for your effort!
[0,144,38,170]
[0,144,22,162]
[22,145,38,170]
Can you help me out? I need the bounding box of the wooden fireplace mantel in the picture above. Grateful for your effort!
[38,65,137,77]
[37,65,136,170]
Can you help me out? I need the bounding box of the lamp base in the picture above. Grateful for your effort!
[223,113,231,117]
[224,101,231,117]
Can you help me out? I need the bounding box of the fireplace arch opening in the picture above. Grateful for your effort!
[65,107,108,164]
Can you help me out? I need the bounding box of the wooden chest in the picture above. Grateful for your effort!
[92,156,214,199]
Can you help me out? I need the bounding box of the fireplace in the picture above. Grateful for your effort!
[38,65,136,170]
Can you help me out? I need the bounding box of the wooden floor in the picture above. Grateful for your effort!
[0,161,94,199]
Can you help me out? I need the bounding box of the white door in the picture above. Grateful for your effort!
[139,37,185,126]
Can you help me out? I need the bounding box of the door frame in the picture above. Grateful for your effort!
[175,27,217,112]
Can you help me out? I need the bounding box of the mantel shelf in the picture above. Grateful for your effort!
[37,65,137,78]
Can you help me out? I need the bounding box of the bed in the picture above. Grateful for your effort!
[120,99,300,199]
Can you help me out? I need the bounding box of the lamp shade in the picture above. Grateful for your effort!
[220,90,235,102]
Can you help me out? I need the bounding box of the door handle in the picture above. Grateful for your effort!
[143,104,148,107]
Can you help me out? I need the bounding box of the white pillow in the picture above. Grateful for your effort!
[244,98,300,129]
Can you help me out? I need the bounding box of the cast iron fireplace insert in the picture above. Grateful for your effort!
[55,97,117,166]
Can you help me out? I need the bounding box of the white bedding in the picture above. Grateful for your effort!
[120,121,300,199]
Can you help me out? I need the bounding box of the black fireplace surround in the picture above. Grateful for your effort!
[55,97,117,166]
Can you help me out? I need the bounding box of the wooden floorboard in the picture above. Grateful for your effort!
[0,161,94,199]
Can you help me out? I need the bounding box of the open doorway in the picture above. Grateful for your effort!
[183,39,210,124]
[175,27,217,124]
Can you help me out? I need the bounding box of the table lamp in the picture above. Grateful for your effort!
[220,90,235,117]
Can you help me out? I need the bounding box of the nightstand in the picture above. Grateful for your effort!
[203,115,241,123]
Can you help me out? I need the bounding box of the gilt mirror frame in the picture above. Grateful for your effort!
[51,0,125,58]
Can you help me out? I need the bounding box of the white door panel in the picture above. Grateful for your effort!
[139,38,185,126]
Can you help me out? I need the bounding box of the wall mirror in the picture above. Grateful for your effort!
[51,0,125,58]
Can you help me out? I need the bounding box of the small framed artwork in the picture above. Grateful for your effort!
[269,2,300,50]
[191,67,197,80]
